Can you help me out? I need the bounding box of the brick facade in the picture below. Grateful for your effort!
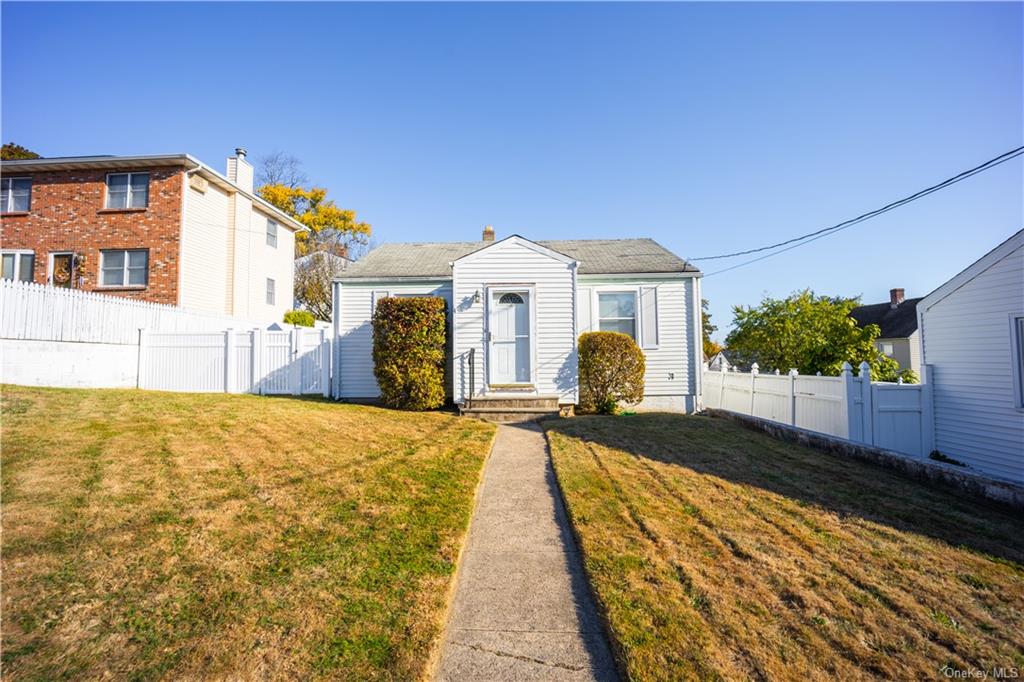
[0,167,184,305]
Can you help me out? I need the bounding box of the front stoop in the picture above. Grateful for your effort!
[459,396,570,423]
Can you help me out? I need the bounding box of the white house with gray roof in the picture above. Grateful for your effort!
[331,227,703,416]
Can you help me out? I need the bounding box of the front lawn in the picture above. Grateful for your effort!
[1,385,495,680]
[546,414,1024,681]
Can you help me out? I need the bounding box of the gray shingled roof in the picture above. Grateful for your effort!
[336,237,698,279]
[850,298,922,339]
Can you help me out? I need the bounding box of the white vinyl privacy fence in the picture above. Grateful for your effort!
[140,328,330,396]
[1,279,331,395]
[703,362,935,459]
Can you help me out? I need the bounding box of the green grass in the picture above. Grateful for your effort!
[1,385,495,681]
[545,413,1024,681]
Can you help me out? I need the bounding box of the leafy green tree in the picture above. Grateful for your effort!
[1,143,40,159]
[725,290,916,382]
[702,299,723,358]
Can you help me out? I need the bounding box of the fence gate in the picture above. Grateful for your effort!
[141,327,330,396]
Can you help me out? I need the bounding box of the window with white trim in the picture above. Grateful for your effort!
[266,219,278,248]
[598,291,637,339]
[1,177,31,212]
[1,250,34,282]
[100,249,148,287]
[1015,316,1024,408]
[266,278,276,305]
[105,172,149,209]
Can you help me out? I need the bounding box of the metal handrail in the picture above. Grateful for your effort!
[467,347,475,409]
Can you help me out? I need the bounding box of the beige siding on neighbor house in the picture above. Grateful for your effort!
[334,282,453,399]
[179,182,231,315]
[245,207,295,322]
[920,241,1024,483]
[453,239,578,404]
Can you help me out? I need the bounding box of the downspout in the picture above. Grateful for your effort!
[693,276,704,412]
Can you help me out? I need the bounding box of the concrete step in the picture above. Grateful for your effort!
[467,395,560,410]
[460,406,562,424]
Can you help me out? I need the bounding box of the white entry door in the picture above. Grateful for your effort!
[488,290,531,385]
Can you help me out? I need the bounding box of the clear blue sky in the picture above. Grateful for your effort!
[3,2,1021,341]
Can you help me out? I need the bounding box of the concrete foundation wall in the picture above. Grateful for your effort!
[2,338,138,388]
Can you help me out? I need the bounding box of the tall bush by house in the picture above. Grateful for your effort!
[578,331,645,414]
[372,297,447,410]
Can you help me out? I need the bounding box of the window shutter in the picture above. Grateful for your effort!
[577,287,592,335]
[372,290,389,313]
[639,286,658,349]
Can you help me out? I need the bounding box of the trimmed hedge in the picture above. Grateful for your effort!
[372,297,447,410]
[283,309,316,327]
[578,331,645,414]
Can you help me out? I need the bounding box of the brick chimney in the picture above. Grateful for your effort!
[890,288,905,308]
[482,225,495,242]
[226,147,254,193]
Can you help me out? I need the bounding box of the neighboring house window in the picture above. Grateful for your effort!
[1,250,34,282]
[598,291,637,339]
[100,249,148,287]
[881,342,894,356]
[266,219,278,248]
[266,278,276,305]
[105,172,149,209]
[1,177,31,212]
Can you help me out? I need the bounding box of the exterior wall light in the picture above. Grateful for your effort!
[473,289,481,304]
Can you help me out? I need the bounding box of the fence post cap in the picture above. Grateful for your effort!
[858,361,872,376]
[750,362,759,373]
[773,368,780,375]
[788,368,798,376]
[840,361,853,373]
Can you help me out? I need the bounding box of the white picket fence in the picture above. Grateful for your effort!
[0,278,259,344]
[703,362,935,459]
[139,328,330,396]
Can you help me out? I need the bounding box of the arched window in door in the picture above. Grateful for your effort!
[498,293,525,304]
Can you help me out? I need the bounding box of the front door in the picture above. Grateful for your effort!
[488,290,531,385]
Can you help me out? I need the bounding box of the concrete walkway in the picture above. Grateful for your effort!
[435,423,618,681]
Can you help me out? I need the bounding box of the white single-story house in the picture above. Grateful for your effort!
[917,228,1024,484]
[331,228,703,415]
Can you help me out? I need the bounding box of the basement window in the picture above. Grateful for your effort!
[105,172,149,209]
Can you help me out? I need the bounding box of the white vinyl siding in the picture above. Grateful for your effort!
[580,277,696,403]
[1,177,31,212]
[180,180,231,314]
[919,241,1024,483]
[105,172,149,209]
[334,282,453,399]
[577,286,592,333]
[453,239,578,404]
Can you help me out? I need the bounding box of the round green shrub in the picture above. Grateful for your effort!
[372,297,447,410]
[578,331,645,414]
[283,309,316,327]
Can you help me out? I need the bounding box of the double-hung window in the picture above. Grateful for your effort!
[100,249,148,287]
[1,177,31,212]
[105,172,149,209]
[598,292,637,339]
[1014,316,1024,409]
[266,278,276,305]
[266,219,278,248]
[1,250,34,282]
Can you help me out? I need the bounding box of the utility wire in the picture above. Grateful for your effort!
[689,146,1024,270]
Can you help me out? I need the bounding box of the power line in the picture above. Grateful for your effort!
[689,146,1024,271]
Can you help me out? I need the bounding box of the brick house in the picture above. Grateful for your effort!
[0,149,305,321]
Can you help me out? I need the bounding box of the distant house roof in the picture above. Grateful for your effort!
[850,298,922,338]
[335,236,698,279]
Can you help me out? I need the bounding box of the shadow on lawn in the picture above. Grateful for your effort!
[544,413,1024,565]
